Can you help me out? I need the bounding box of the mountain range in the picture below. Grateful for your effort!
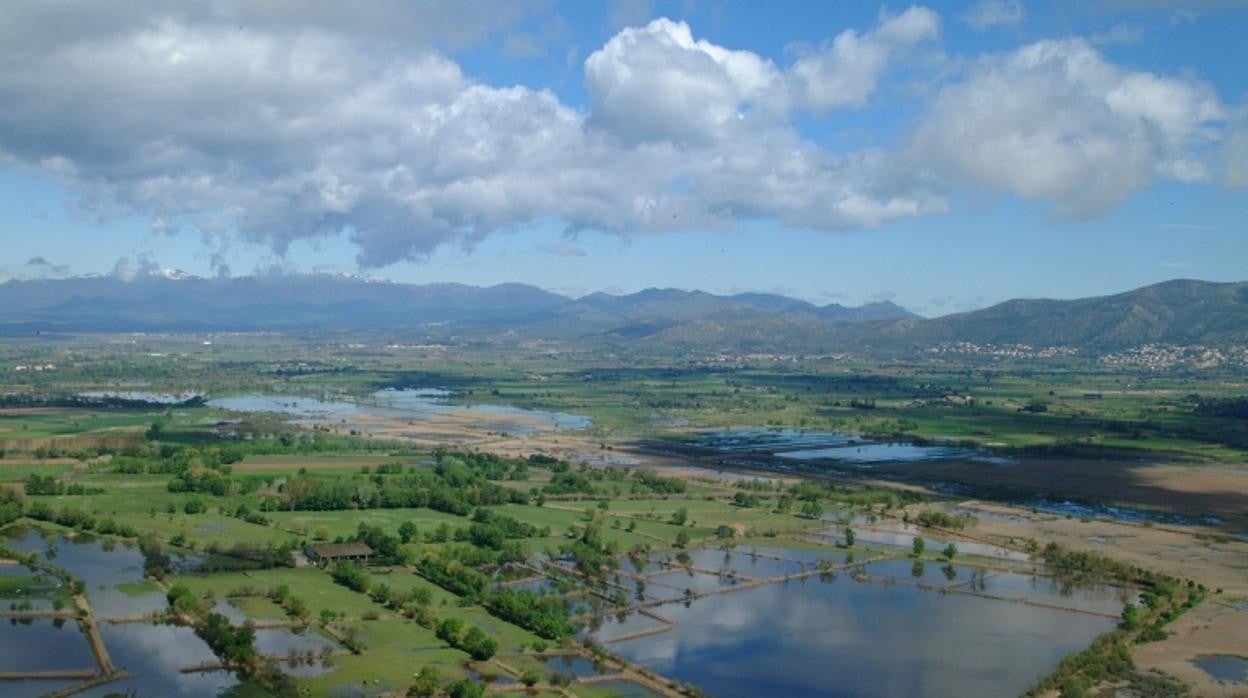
[0,275,1244,354]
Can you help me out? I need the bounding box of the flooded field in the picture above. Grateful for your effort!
[1024,499,1223,527]
[2,526,189,619]
[1193,655,1248,684]
[0,526,241,695]
[207,388,590,435]
[0,617,95,672]
[552,537,1139,698]
[650,428,1234,529]
[820,518,1033,562]
[682,428,1014,466]
[590,543,1120,698]
[84,623,241,696]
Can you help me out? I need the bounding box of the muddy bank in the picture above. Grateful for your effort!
[630,439,1248,528]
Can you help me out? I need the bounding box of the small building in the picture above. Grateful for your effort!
[305,542,374,566]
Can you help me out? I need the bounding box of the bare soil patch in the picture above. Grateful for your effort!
[961,501,1248,595]
[1133,601,1248,697]
[868,457,1248,524]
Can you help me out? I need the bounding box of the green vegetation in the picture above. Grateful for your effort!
[167,583,300,696]
[1,334,1239,697]
[82,435,922,695]
[914,510,976,531]
[1027,580,1204,697]
[1021,542,1210,696]
[4,331,1247,464]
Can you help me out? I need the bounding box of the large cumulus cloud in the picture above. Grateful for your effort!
[905,38,1226,218]
[0,3,1236,268]
[584,18,786,145]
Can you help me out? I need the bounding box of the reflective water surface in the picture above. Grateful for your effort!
[207,388,590,434]
[596,559,1116,698]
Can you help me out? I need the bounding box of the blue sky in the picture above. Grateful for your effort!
[0,1,1245,315]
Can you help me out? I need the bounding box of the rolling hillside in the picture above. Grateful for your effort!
[0,275,1243,353]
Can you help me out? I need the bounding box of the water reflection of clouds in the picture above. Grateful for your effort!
[206,389,592,432]
[96,624,236,697]
[0,619,95,671]
[607,576,1113,697]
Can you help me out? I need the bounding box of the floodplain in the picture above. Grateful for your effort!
[0,335,1244,697]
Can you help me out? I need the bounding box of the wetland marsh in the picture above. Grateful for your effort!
[0,335,1244,697]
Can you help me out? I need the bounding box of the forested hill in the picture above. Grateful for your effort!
[0,275,1243,354]
[0,275,911,334]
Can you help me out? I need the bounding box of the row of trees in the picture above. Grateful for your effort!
[282,468,527,513]
[485,588,576,640]
[23,474,100,496]
[913,510,976,530]
[411,545,577,640]
[25,501,142,538]
[435,618,498,660]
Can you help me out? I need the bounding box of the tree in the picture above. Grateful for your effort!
[410,586,433,607]
[942,543,957,561]
[675,530,690,548]
[800,501,824,520]
[331,564,370,594]
[408,667,440,697]
[461,626,498,660]
[445,678,485,698]
[912,536,926,557]
[670,507,688,526]
[844,527,855,547]
[399,521,418,544]
[1059,676,1091,698]
[437,617,464,645]
[733,491,761,508]
[1120,603,1141,631]
[429,522,452,543]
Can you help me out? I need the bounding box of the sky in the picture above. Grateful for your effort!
[0,0,1245,316]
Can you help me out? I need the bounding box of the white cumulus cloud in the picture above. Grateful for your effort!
[0,3,1235,269]
[0,5,945,267]
[788,6,940,111]
[905,39,1225,218]
[585,18,786,144]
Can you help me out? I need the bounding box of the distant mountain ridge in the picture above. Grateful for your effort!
[0,274,914,333]
[0,275,1244,353]
[873,279,1248,352]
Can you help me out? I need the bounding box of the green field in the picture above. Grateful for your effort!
[3,332,1246,463]
[0,334,1241,697]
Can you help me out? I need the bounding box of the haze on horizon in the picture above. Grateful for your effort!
[0,0,1245,316]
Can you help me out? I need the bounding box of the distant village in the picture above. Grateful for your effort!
[927,342,1248,369]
